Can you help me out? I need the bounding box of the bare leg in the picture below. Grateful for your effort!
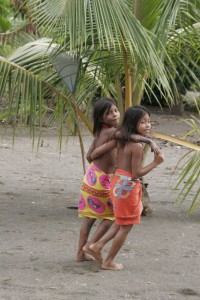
[83,219,113,260]
[88,223,120,260]
[75,217,96,262]
[102,224,133,271]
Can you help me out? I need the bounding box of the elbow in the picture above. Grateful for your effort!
[90,153,95,161]
[91,151,100,161]
[132,170,142,179]
[135,174,141,179]
[86,154,92,163]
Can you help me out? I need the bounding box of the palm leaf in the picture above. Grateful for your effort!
[27,0,174,102]
[52,52,81,94]
[151,131,200,151]
[174,151,200,214]
[170,113,200,213]
[0,55,75,138]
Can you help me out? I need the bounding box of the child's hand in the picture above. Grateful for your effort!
[149,140,159,154]
[154,150,165,165]
[91,139,117,160]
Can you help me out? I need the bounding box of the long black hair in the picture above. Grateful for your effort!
[93,97,118,136]
[118,105,150,145]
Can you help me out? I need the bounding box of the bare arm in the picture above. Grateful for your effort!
[131,144,165,179]
[90,133,158,161]
[130,134,158,153]
[86,139,96,163]
[91,139,117,160]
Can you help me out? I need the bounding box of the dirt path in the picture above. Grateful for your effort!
[0,110,200,300]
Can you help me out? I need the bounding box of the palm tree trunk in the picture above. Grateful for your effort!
[141,144,153,215]
[123,47,132,110]
[141,181,153,216]
[132,82,144,106]
[115,75,124,121]
[71,95,86,174]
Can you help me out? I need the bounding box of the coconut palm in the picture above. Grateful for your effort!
[1,0,199,126]
[0,0,12,33]
[0,0,38,57]
[0,0,200,210]
[174,112,200,214]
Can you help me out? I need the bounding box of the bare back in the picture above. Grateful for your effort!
[117,142,144,179]
[93,127,117,174]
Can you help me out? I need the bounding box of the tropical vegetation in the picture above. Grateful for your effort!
[0,0,200,212]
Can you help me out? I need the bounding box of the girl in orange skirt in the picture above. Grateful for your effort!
[88,105,165,270]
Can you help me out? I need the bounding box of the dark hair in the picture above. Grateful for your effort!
[118,105,150,145]
[93,98,118,136]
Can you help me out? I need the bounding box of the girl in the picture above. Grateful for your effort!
[75,101,158,262]
[75,97,120,261]
[87,105,165,270]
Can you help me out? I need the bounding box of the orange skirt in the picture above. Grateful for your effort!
[110,169,143,225]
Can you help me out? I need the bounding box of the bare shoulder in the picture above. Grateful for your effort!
[130,142,143,149]
[129,142,144,154]
[122,141,143,155]
[104,127,117,138]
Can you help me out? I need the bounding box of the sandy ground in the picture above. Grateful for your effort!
[0,109,200,300]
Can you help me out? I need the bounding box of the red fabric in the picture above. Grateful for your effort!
[110,169,143,225]
[102,123,111,128]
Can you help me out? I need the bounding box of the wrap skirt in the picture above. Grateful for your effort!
[110,169,143,225]
[78,163,114,220]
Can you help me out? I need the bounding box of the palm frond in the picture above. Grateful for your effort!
[174,150,200,214]
[151,131,200,151]
[0,55,75,136]
[171,113,200,213]
[27,0,174,102]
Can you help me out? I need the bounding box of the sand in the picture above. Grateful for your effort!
[0,108,200,300]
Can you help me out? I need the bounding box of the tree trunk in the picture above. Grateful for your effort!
[141,181,153,216]
[171,93,185,116]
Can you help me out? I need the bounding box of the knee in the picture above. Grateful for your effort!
[121,224,133,234]
[103,220,113,231]
[86,218,96,230]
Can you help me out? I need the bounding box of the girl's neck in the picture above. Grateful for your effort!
[102,123,111,128]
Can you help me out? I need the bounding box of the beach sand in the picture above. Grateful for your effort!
[0,108,200,300]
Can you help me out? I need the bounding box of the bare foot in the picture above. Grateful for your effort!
[75,252,95,262]
[101,261,124,271]
[83,244,103,261]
